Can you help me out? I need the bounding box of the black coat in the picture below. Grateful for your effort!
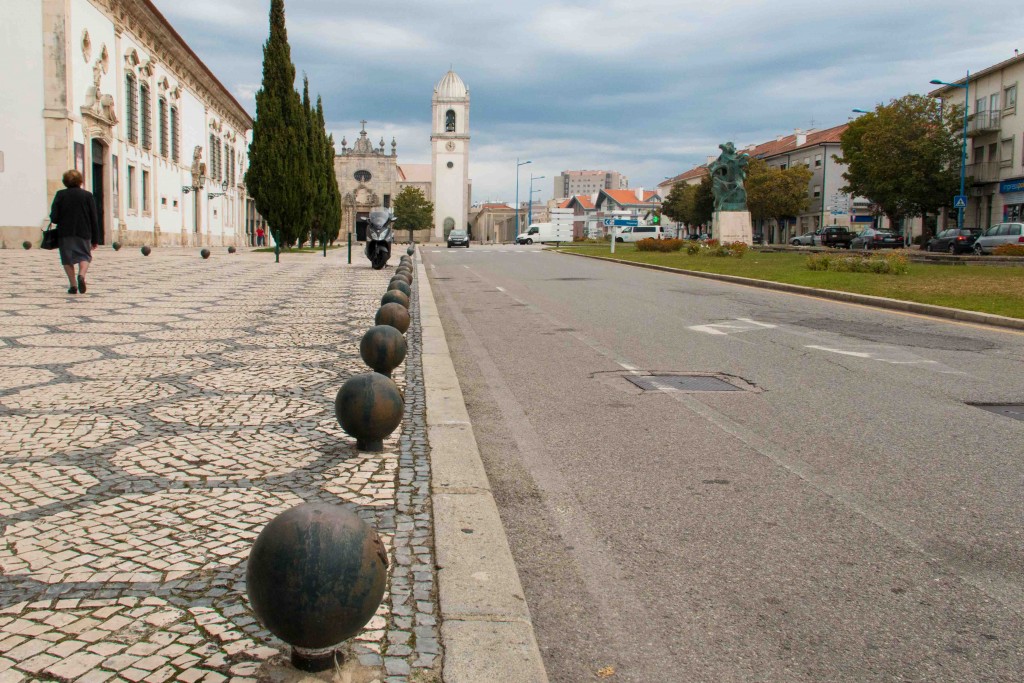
[50,187,102,244]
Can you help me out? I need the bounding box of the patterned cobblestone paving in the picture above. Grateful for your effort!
[0,249,438,682]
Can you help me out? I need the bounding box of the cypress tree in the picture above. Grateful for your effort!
[245,0,311,249]
[317,97,342,243]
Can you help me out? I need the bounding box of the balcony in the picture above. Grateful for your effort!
[966,162,1000,183]
[967,110,1001,137]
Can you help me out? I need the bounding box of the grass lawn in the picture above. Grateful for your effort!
[554,244,1024,319]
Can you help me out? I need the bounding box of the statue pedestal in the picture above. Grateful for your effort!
[712,211,753,245]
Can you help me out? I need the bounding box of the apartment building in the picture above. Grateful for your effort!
[554,170,629,200]
[930,52,1023,229]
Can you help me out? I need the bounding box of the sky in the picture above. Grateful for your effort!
[158,0,1020,204]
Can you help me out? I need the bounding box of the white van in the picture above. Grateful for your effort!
[516,223,571,244]
[615,225,669,242]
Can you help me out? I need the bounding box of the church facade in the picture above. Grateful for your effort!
[334,70,471,242]
[1,0,253,248]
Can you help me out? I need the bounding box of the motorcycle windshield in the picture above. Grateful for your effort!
[367,211,394,241]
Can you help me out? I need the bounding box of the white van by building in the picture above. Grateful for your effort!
[516,223,572,244]
[614,225,669,242]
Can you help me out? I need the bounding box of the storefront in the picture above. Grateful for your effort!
[1001,177,1024,222]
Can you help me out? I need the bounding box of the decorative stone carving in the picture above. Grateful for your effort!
[191,146,206,188]
[82,30,92,62]
[82,49,118,130]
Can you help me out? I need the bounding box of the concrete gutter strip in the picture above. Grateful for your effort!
[417,261,550,683]
[557,251,1024,332]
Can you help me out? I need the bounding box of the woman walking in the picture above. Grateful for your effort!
[49,169,101,294]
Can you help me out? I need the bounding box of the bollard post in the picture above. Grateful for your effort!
[347,232,352,264]
[274,229,280,264]
[323,227,327,258]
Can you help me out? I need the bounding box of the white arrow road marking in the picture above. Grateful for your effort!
[688,319,779,336]
[805,345,873,358]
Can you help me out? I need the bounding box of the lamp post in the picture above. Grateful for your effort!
[515,158,531,241]
[528,174,545,227]
[930,71,970,229]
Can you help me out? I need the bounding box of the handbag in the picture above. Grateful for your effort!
[41,223,59,250]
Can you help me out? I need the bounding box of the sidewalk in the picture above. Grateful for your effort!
[0,249,439,682]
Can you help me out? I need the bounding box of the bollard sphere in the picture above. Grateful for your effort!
[388,280,411,298]
[228,246,236,254]
[396,264,412,274]
[247,503,388,672]
[201,248,210,259]
[381,290,409,309]
[22,241,31,250]
[359,325,407,377]
[406,244,415,255]
[141,246,152,256]
[392,271,412,284]
[375,303,410,334]
[335,372,404,451]
[112,242,122,251]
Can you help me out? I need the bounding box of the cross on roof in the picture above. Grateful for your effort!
[360,120,367,132]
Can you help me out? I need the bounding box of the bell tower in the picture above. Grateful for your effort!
[430,70,470,241]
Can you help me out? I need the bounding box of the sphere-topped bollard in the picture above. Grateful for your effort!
[228,246,236,254]
[22,241,31,250]
[381,290,409,309]
[112,241,122,251]
[406,244,415,256]
[335,372,404,452]
[247,503,388,672]
[141,246,152,256]
[359,325,407,378]
[201,248,210,259]
[388,279,411,298]
[375,303,410,334]
[392,271,412,285]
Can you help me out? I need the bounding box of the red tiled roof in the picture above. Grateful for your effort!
[661,166,708,185]
[563,195,595,209]
[744,123,849,159]
[481,203,512,209]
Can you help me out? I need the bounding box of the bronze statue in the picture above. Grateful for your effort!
[709,142,750,212]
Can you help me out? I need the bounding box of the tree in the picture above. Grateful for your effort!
[835,94,960,235]
[661,176,713,232]
[661,182,693,226]
[746,158,812,242]
[245,0,311,249]
[392,187,434,242]
[317,97,342,244]
[691,175,715,228]
[300,80,341,248]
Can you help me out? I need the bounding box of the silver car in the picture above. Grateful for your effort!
[973,222,1024,254]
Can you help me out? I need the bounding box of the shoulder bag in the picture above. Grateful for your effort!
[41,223,58,250]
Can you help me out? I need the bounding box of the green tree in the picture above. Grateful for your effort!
[661,175,713,232]
[746,158,812,241]
[299,81,341,248]
[661,182,693,225]
[317,97,342,244]
[835,94,960,235]
[245,0,311,249]
[392,186,434,242]
[691,175,715,228]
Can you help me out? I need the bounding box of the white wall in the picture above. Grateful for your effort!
[0,0,47,232]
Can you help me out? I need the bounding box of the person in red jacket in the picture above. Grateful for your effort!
[49,169,102,294]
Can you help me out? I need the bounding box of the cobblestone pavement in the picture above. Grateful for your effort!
[0,248,438,682]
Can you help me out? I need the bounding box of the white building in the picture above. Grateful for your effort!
[930,52,1023,229]
[1,0,252,248]
[430,70,472,240]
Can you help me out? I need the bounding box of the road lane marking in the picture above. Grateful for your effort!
[495,286,505,292]
[805,345,873,358]
[689,319,779,336]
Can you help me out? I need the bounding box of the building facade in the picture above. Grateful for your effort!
[430,71,471,240]
[554,170,629,201]
[930,53,1023,230]
[334,124,402,241]
[1,0,253,248]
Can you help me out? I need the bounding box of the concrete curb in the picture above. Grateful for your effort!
[556,250,1024,332]
[416,260,550,683]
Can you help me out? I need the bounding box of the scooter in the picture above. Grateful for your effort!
[364,210,395,270]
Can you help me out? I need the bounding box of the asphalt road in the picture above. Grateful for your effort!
[423,244,1024,683]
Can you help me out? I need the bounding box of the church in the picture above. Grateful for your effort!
[334,70,471,243]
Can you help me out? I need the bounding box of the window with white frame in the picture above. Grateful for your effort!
[170,106,180,163]
[127,165,136,210]
[1006,85,1017,111]
[142,169,150,213]
[813,185,821,198]
[140,83,151,150]
[158,97,168,157]
[814,154,822,167]
[1001,137,1014,167]
[125,74,138,144]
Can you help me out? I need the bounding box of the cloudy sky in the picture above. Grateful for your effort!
[159,0,1019,204]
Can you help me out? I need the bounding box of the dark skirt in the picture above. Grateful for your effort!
[58,236,93,266]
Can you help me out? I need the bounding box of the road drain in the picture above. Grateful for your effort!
[624,374,749,393]
[967,403,1024,422]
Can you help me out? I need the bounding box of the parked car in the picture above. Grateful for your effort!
[790,231,818,246]
[752,231,764,245]
[819,226,853,248]
[614,225,670,243]
[850,228,903,249]
[972,222,1024,254]
[925,228,981,254]
[447,230,469,248]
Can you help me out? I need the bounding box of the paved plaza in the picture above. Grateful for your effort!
[0,248,438,682]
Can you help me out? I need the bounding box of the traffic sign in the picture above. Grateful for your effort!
[603,218,638,227]
[953,195,967,209]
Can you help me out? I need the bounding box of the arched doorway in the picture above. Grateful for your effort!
[90,139,108,244]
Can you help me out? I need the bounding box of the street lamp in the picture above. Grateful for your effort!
[528,174,545,227]
[515,158,531,241]
[930,71,970,229]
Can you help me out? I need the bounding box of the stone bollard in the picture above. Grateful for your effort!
[335,372,404,452]
[141,246,152,256]
[201,248,210,259]
[112,242,122,251]
[392,272,412,286]
[228,246,236,254]
[375,303,410,334]
[381,290,410,309]
[247,503,388,672]
[388,279,411,298]
[359,325,407,378]
[407,244,415,256]
[22,241,31,250]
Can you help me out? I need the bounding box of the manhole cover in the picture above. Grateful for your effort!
[625,375,742,392]
[967,403,1024,422]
